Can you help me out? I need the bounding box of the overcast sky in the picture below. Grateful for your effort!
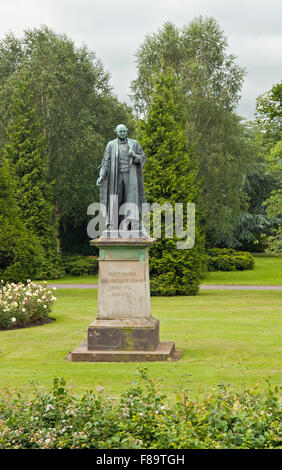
[0,0,281,119]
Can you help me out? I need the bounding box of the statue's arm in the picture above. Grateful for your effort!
[129,141,146,167]
[96,142,111,186]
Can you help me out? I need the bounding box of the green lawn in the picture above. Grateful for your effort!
[1,288,281,397]
[45,275,98,284]
[203,254,282,285]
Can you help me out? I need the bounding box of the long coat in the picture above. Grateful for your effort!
[99,138,146,227]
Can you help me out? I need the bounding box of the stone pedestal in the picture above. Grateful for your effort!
[70,236,175,362]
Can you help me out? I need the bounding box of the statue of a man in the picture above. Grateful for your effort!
[96,124,146,234]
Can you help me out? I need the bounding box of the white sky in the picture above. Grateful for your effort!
[0,0,281,119]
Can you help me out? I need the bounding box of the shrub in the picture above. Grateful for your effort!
[206,248,255,271]
[0,280,57,329]
[62,254,98,276]
[0,369,280,449]
[149,238,207,296]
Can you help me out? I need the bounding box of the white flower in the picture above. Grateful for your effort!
[37,299,42,303]
[11,317,16,322]
[44,305,47,308]
[53,287,56,291]
[22,308,26,313]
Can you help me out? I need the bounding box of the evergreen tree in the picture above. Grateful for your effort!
[0,157,44,282]
[2,71,59,278]
[131,18,249,247]
[139,68,206,295]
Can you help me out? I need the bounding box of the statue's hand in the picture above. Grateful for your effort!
[129,150,141,163]
[96,176,104,186]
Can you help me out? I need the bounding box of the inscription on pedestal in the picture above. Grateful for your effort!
[97,260,150,320]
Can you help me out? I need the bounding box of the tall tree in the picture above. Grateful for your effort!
[139,68,206,295]
[0,157,44,283]
[131,18,249,246]
[251,82,282,251]
[0,26,136,254]
[254,82,282,148]
[2,70,59,277]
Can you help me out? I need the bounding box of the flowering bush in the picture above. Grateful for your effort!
[0,369,281,449]
[0,280,56,329]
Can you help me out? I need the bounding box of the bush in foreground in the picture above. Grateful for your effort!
[0,280,57,329]
[0,368,280,449]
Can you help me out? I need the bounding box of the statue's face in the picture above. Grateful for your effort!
[116,125,128,140]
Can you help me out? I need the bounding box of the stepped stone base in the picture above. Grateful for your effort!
[70,341,175,362]
[70,236,177,363]
[88,317,159,351]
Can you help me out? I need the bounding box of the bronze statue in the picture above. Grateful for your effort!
[96,124,146,234]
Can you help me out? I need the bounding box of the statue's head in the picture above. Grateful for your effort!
[115,124,128,140]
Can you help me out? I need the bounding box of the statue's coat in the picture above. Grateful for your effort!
[99,138,146,227]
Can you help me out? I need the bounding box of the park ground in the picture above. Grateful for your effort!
[0,254,281,398]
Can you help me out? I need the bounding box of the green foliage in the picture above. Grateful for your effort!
[263,189,282,254]
[2,70,59,278]
[206,248,255,271]
[0,159,44,283]
[138,68,206,295]
[62,254,98,276]
[0,370,281,449]
[149,239,206,295]
[254,81,282,148]
[0,280,56,329]
[0,26,136,254]
[131,18,249,246]
[244,81,282,252]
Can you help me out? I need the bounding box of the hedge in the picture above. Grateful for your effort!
[61,254,98,276]
[206,248,255,271]
[0,369,280,449]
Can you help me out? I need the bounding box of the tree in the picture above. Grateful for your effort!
[263,189,282,253]
[0,158,44,283]
[2,70,60,278]
[254,82,282,147]
[0,26,136,255]
[138,68,206,295]
[244,81,282,252]
[131,18,250,246]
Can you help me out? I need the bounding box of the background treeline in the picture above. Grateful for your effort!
[0,19,281,288]
[0,27,135,281]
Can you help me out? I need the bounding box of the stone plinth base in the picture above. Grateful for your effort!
[70,341,175,362]
[70,236,177,362]
[88,317,159,351]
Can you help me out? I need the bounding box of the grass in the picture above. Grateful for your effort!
[203,254,282,285]
[1,287,281,398]
[45,275,98,284]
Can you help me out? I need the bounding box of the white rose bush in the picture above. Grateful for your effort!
[0,280,56,329]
